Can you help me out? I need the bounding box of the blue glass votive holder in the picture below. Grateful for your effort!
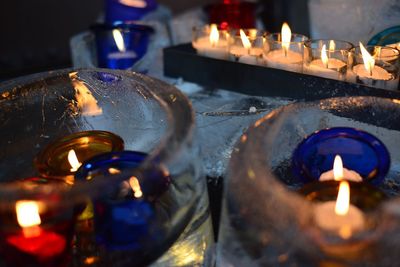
[75,151,171,250]
[91,23,154,70]
[105,0,158,23]
[292,127,390,185]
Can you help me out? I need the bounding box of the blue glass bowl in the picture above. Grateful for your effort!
[292,127,390,185]
[91,23,154,70]
[75,151,171,250]
[105,0,158,23]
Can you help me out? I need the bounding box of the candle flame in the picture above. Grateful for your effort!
[281,22,292,56]
[335,181,350,216]
[321,44,329,68]
[359,42,375,76]
[129,176,143,198]
[329,40,336,52]
[209,24,219,47]
[113,29,126,53]
[239,29,252,50]
[68,149,82,172]
[16,201,42,238]
[333,155,344,181]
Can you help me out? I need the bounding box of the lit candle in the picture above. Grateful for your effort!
[229,29,264,65]
[319,155,362,182]
[2,200,72,267]
[192,24,229,60]
[303,40,348,80]
[35,131,124,183]
[264,23,306,72]
[314,157,365,238]
[348,43,399,90]
[106,29,138,69]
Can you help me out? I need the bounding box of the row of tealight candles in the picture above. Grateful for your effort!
[192,23,400,90]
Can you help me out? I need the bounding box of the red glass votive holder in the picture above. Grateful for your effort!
[206,1,256,30]
[0,179,76,267]
[34,131,124,183]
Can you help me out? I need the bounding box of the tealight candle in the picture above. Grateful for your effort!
[348,43,400,90]
[319,155,363,182]
[264,23,308,72]
[229,29,265,66]
[192,24,229,60]
[303,40,353,80]
[0,198,76,267]
[91,23,154,70]
[292,127,390,185]
[300,177,386,261]
[35,131,124,183]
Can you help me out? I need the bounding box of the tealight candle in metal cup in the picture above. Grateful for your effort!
[303,39,354,80]
[34,130,124,184]
[347,44,400,90]
[0,180,76,267]
[264,23,309,73]
[292,127,390,186]
[299,180,386,263]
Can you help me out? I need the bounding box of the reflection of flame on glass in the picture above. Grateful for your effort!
[129,176,143,198]
[321,44,329,68]
[68,149,82,172]
[360,42,375,76]
[16,201,42,238]
[239,29,252,50]
[119,0,147,8]
[281,22,292,56]
[112,29,126,53]
[69,72,103,116]
[209,24,219,47]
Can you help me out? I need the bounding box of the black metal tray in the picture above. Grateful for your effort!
[164,43,400,101]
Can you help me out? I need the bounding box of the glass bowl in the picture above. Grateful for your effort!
[0,68,212,267]
[218,96,400,266]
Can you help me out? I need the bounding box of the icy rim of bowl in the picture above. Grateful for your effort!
[0,68,195,201]
[224,96,400,263]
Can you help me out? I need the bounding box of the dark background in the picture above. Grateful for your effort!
[0,0,309,79]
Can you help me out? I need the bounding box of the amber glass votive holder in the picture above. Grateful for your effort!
[35,131,124,183]
[299,180,387,263]
[303,39,354,80]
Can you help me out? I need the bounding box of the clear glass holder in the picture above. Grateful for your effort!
[303,39,354,80]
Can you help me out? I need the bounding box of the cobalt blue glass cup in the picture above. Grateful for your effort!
[105,0,158,23]
[91,23,154,70]
[292,127,391,186]
[75,151,171,250]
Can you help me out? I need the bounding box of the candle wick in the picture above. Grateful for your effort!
[284,48,288,58]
